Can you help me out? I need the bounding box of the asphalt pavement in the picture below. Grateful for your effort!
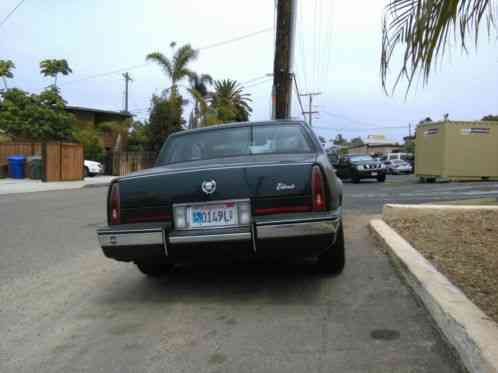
[0,177,482,372]
[344,174,498,213]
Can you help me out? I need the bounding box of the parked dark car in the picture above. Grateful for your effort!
[333,154,386,183]
[97,120,345,276]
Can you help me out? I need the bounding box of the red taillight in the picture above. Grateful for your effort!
[109,182,120,225]
[126,212,170,224]
[255,205,311,215]
[312,165,326,211]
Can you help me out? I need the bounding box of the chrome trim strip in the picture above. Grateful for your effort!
[97,230,164,247]
[256,215,340,226]
[173,198,250,208]
[169,232,251,244]
[257,220,339,239]
[122,162,314,181]
[162,230,168,256]
[98,228,163,235]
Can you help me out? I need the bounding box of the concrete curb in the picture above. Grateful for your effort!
[82,182,110,189]
[383,203,498,221]
[369,219,498,373]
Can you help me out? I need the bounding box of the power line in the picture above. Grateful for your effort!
[60,27,273,86]
[297,0,309,92]
[244,77,272,89]
[312,124,407,132]
[312,0,319,90]
[241,75,271,85]
[323,0,335,88]
[0,0,26,28]
[198,27,272,51]
[292,74,306,119]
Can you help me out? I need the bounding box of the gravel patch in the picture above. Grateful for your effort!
[386,211,498,324]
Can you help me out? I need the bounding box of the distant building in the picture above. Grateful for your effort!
[64,106,132,152]
[348,135,401,156]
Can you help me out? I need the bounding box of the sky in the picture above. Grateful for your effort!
[1,0,497,143]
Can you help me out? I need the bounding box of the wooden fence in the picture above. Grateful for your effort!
[43,143,84,181]
[0,143,42,166]
[111,152,157,176]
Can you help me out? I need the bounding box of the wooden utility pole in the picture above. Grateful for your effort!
[272,0,297,119]
[122,72,132,113]
[300,92,321,126]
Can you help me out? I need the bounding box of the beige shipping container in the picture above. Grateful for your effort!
[415,121,498,181]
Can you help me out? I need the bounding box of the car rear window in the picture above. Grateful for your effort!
[157,125,313,165]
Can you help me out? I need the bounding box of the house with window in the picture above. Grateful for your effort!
[64,106,132,152]
[348,135,401,156]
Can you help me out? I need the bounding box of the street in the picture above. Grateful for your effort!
[3,176,494,372]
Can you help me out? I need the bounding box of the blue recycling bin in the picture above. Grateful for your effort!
[8,155,26,179]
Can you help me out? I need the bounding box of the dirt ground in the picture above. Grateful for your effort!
[386,211,498,324]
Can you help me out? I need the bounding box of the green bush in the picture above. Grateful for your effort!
[72,128,104,162]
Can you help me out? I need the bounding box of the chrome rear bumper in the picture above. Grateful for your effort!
[256,218,339,239]
[97,228,164,247]
[97,210,341,258]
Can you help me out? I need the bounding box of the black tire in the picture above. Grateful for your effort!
[377,174,386,183]
[352,174,361,184]
[135,262,173,277]
[317,223,345,275]
[84,167,89,177]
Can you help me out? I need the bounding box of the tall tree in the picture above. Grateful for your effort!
[146,43,199,98]
[333,134,348,146]
[482,115,498,121]
[187,72,212,128]
[40,59,72,86]
[0,60,15,90]
[381,0,496,93]
[148,93,185,151]
[0,86,74,141]
[350,137,364,146]
[208,79,252,124]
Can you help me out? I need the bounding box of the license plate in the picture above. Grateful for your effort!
[371,172,378,176]
[188,203,238,228]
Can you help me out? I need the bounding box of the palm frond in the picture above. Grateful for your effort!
[381,0,497,94]
[0,60,15,79]
[146,52,174,79]
[172,44,199,80]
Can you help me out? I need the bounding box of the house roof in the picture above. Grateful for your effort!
[65,106,132,118]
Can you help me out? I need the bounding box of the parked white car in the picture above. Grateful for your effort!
[385,160,412,175]
[84,160,104,177]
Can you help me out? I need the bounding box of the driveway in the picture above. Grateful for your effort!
[0,185,464,372]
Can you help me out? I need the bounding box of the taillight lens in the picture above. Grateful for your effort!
[109,182,120,225]
[312,165,326,211]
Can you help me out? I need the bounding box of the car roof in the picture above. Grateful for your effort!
[169,120,308,138]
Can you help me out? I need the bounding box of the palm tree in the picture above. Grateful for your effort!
[0,60,15,90]
[209,79,252,123]
[40,59,72,86]
[146,43,199,98]
[381,0,495,93]
[187,72,213,128]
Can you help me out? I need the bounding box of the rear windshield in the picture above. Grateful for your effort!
[157,125,314,165]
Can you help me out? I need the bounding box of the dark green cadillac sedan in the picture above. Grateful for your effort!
[97,120,344,276]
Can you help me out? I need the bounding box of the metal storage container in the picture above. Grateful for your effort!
[415,121,498,181]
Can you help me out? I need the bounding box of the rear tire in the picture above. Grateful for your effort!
[377,174,386,182]
[317,223,345,275]
[135,262,173,277]
[84,167,89,177]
